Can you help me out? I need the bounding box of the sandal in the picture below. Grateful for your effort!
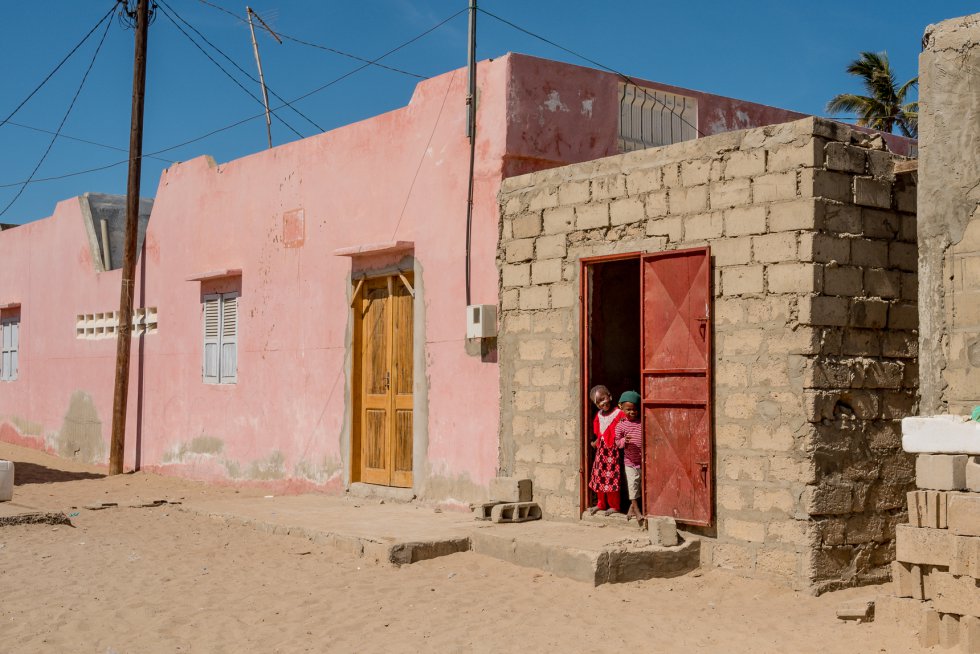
[587,506,601,516]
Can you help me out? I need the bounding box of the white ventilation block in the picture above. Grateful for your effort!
[0,460,13,501]
[466,304,497,339]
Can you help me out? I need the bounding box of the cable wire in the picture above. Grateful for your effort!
[0,3,118,130]
[155,1,306,139]
[477,7,704,137]
[196,0,426,79]
[0,7,467,190]
[0,14,114,217]
[158,0,324,133]
[6,121,174,164]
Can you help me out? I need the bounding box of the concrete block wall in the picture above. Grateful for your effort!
[918,12,980,415]
[879,451,980,652]
[496,116,918,592]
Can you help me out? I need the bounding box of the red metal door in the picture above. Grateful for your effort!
[640,247,712,526]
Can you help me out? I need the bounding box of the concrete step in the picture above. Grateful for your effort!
[470,519,699,585]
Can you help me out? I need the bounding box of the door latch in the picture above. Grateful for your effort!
[697,461,708,485]
[384,371,391,392]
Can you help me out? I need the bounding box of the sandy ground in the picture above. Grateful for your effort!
[0,443,926,654]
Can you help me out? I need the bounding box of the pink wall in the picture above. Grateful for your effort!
[0,53,858,501]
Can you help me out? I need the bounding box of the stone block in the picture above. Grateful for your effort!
[801,295,849,326]
[681,160,711,186]
[646,516,679,547]
[519,287,550,310]
[896,524,952,566]
[535,234,567,259]
[850,298,888,329]
[725,149,766,178]
[823,266,863,296]
[626,168,661,195]
[766,262,822,294]
[575,203,609,230]
[527,188,559,211]
[543,207,575,234]
[592,174,626,201]
[836,599,874,621]
[917,454,969,491]
[806,169,853,203]
[684,212,723,240]
[502,264,530,287]
[933,570,980,617]
[892,560,920,598]
[962,616,980,654]
[671,185,709,214]
[864,268,902,299]
[512,213,543,238]
[824,142,866,173]
[768,199,819,232]
[853,176,892,208]
[754,171,798,203]
[505,238,534,263]
[951,533,980,583]
[903,416,980,455]
[908,490,950,529]
[950,493,980,537]
[489,477,532,503]
[890,241,918,272]
[874,594,941,647]
[473,501,504,520]
[849,238,889,268]
[752,233,798,263]
[558,180,590,205]
[711,237,752,266]
[724,205,766,236]
[531,258,563,285]
[940,613,961,649]
[645,190,669,217]
[709,177,751,209]
[721,266,764,295]
[969,457,980,492]
[609,197,645,226]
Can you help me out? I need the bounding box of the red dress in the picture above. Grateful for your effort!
[589,408,624,494]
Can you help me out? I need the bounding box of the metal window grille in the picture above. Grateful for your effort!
[618,83,698,152]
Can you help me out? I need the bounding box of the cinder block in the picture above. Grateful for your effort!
[896,524,952,566]
[875,595,942,648]
[646,516,678,547]
[933,570,980,617]
[836,599,874,621]
[951,534,980,578]
[962,615,980,654]
[940,613,961,649]
[489,477,532,503]
[908,490,926,527]
[473,501,504,521]
[490,502,542,523]
[919,490,950,529]
[892,560,919,598]
[949,493,980,538]
[968,456,980,492]
[917,454,968,491]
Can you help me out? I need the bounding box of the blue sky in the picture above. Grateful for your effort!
[0,0,974,224]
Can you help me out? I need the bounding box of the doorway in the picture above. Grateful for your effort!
[580,247,714,526]
[352,272,414,488]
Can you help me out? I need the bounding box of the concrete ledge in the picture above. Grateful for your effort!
[347,483,416,503]
[903,416,980,455]
[470,520,699,585]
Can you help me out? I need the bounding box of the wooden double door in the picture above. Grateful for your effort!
[353,273,414,487]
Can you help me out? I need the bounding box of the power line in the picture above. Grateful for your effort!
[6,121,174,164]
[196,0,426,79]
[0,7,467,190]
[477,7,704,137]
[158,0,325,134]
[155,1,306,140]
[0,13,114,217]
[0,3,118,130]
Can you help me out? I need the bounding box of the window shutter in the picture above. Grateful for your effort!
[9,321,17,380]
[202,295,220,383]
[220,292,238,383]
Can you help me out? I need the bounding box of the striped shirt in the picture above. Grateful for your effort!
[615,418,643,469]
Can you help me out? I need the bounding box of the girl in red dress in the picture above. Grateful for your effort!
[588,385,624,514]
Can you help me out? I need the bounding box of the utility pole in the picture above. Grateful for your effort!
[109,0,151,475]
[246,6,280,150]
[464,0,477,306]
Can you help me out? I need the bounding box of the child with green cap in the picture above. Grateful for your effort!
[614,390,644,521]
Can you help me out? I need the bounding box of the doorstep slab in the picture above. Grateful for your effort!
[470,519,698,585]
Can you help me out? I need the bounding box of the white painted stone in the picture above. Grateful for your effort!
[902,415,980,455]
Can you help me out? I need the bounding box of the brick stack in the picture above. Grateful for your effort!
[878,420,980,651]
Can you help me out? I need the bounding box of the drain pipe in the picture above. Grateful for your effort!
[464,0,477,306]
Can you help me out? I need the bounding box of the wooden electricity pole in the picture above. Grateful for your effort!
[109,0,150,475]
[246,6,281,150]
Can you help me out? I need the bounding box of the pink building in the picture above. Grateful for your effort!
[1,54,836,504]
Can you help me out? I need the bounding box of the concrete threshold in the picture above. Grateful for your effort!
[470,520,699,586]
[182,494,700,585]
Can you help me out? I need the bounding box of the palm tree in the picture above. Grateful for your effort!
[827,51,918,138]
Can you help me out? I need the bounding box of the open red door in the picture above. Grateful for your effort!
[640,247,713,526]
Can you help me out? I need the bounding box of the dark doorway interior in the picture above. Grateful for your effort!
[585,256,640,512]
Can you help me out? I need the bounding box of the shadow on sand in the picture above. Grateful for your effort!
[11,461,105,486]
